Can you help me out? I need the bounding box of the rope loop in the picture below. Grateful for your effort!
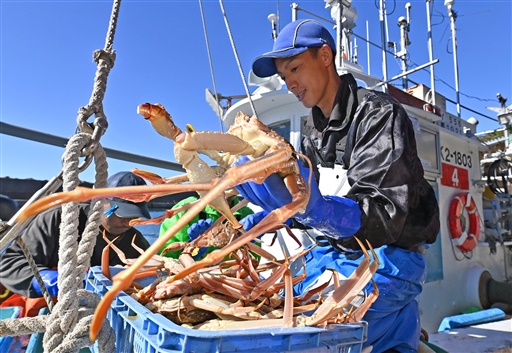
[76,47,115,155]
[0,1,121,350]
[0,134,113,352]
[42,133,113,352]
[43,290,115,353]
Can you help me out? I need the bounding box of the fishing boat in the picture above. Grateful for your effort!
[0,1,511,352]
[208,0,512,351]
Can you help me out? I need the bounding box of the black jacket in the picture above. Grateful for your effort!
[302,73,440,251]
[0,203,150,297]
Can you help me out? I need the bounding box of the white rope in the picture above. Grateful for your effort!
[1,2,121,349]
[42,133,115,353]
[0,134,115,352]
[0,315,47,336]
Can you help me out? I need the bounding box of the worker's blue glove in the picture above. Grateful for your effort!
[31,270,59,297]
[239,210,292,232]
[187,218,214,260]
[187,218,214,240]
[239,210,268,231]
[234,156,361,240]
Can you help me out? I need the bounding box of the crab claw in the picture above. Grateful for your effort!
[137,103,182,141]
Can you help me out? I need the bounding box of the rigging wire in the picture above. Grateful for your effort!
[351,29,497,122]
[276,0,281,33]
[218,0,258,118]
[407,59,499,104]
[199,0,225,132]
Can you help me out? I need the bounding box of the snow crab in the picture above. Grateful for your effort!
[15,103,378,341]
[139,237,379,330]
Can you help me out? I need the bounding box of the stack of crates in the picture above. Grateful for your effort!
[85,266,367,353]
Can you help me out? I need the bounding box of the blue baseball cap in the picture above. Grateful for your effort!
[106,171,151,219]
[252,19,336,78]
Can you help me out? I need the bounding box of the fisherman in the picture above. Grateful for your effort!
[0,171,152,300]
[232,20,440,353]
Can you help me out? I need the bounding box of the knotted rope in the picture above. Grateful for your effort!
[42,133,115,353]
[1,1,122,350]
[0,134,116,352]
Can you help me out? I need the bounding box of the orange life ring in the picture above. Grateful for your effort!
[448,193,480,252]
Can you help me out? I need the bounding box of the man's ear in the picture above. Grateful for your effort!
[320,44,334,66]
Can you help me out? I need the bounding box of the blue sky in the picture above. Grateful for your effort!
[1,0,511,183]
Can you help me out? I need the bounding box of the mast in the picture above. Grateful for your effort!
[426,0,437,106]
[379,0,389,90]
[445,0,461,118]
[397,3,411,89]
[326,0,357,69]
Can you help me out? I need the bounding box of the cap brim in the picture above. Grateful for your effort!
[252,47,309,78]
[109,199,151,219]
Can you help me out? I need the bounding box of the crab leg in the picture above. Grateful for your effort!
[16,182,215,221]
[282,269,294,327]
[101,233,120,279]
[301,238,379,326]
[345,279,379,323]
[193,268,297,329]
[130,200,202,226]
[248,246,311,301]
[131,168,189,185]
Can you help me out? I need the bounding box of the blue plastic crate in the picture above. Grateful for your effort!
[0,306,22,352]
[25,307,49,353]
[86,266,367,353]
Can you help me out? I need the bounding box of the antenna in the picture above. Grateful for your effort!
[326,0,357,69]
[268,13,279,40]
[488,93,512,127]
[426,0,437,106]
[497,93,508,108]
[397,2,412,89]
[445,0,461,118]
[379,0,389,90]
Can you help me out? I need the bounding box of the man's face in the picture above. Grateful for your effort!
[275,47,332,109]
[101,205,133,236]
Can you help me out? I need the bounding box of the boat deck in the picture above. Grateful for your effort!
[428,317,512,353]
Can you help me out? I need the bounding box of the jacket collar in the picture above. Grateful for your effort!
[310,73,359,133]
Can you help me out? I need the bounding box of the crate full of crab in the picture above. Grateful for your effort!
[19,104,375,352]
[86,266,368,353]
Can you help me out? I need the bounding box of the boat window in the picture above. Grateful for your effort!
[269,121,291,142]
[417,127,440,174]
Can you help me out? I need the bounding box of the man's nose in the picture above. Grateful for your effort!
[285,78,297,91]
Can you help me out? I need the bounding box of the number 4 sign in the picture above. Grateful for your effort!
[441,162,469,190]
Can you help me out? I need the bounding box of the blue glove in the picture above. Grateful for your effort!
[234,156,321,215]
[187,218,214,240]
[31,270,59,297]
[240,210,292,232]
[234,156,361,240]
[239,211,269,231]
[187,218,214,260]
